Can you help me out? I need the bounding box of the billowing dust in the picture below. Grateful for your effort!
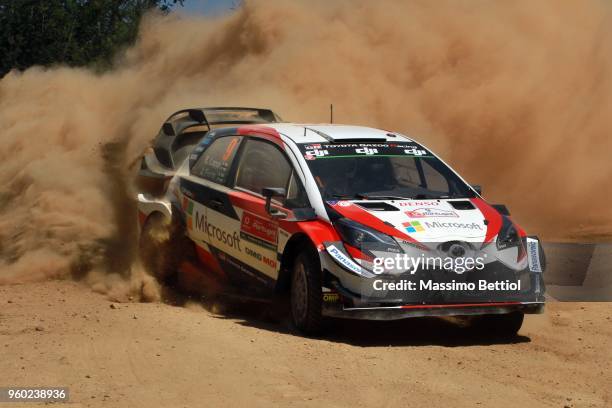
[1,0,611,295]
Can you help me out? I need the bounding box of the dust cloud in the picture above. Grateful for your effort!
[1,0,611,290]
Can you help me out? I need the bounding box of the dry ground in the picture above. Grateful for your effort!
[0,281,610,408]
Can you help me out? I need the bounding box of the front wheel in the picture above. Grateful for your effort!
[472,312,524,337]
[291,250,323,335]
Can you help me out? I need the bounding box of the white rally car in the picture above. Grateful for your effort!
[137,107,546,335]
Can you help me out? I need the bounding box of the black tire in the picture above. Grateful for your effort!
[139,212,190,285]
[290,249,323,335]
[473,311,524,337]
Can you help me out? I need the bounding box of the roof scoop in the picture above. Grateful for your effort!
[355,202,400,211]
[449,200,475,210]
[305,125,388,143]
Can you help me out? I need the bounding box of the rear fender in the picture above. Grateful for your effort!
[137,193,172,227]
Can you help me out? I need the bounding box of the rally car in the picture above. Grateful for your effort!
[137,107,546,335]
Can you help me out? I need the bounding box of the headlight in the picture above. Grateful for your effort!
[334,218,402,254]
[496,216,520,250]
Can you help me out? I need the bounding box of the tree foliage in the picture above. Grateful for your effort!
[0,0,183,77]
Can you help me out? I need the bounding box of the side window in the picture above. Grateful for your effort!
[235,139,292,196]
[191,136,242,184]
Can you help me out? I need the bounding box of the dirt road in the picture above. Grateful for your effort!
[0,281,610,408]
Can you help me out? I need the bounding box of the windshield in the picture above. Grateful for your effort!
[298,142,474,200]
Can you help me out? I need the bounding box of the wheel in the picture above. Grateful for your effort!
[473,312,524,337]
[291,249,323,335]
[139,212,190,285]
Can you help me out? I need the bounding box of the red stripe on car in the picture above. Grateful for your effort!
[330,201,423,246]
[228,190,298,231]
[228,190,274,218]
[297,220,342,246]
[237,125,284,147]
[470,198,502,244]
[344,243,374,262]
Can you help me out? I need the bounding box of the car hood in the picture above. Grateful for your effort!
[326,198,504,245]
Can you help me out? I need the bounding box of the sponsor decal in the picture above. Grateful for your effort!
[355,147,378,155]
[526,237,542,273]
[245,246,277,269]
[404,146,428,156]
[405,208,458,218]
[305,144,322,149]
[304,149,329,160]
[323,293,340,303]
[240,211,278,250]
[425,221,483,230]
[398,201,439,207]
[403,221,425,233]
[326,244,363,274]
[325,143,387,149]
[190,208,242,251]
[183,197,195,229]
[402,220,483,233]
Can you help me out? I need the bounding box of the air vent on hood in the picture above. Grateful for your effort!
[448,200,475,210]
[355,202,400,211]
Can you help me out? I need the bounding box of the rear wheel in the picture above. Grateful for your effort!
[291,250,323,335]
[473,311,524,337]
[139,212,190,285]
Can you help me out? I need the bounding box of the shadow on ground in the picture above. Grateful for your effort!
[160,285,530,347]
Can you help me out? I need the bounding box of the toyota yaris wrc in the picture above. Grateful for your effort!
[137,107,546,335]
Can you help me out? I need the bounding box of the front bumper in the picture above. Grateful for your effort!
[322,299,544,320]
[319,240,546,320]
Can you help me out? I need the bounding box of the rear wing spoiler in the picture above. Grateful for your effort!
[146,106,281,170]
[161,107,282,136]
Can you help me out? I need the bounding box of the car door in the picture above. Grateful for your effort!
[181,135,244,277]
[222,137,298,291]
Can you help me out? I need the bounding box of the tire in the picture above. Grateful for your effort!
[139,212,190,285]
[473,311,524,337]
[290,249,323,335]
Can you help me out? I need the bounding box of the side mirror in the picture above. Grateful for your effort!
[471,184,482,195]
[262,187,287,219]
